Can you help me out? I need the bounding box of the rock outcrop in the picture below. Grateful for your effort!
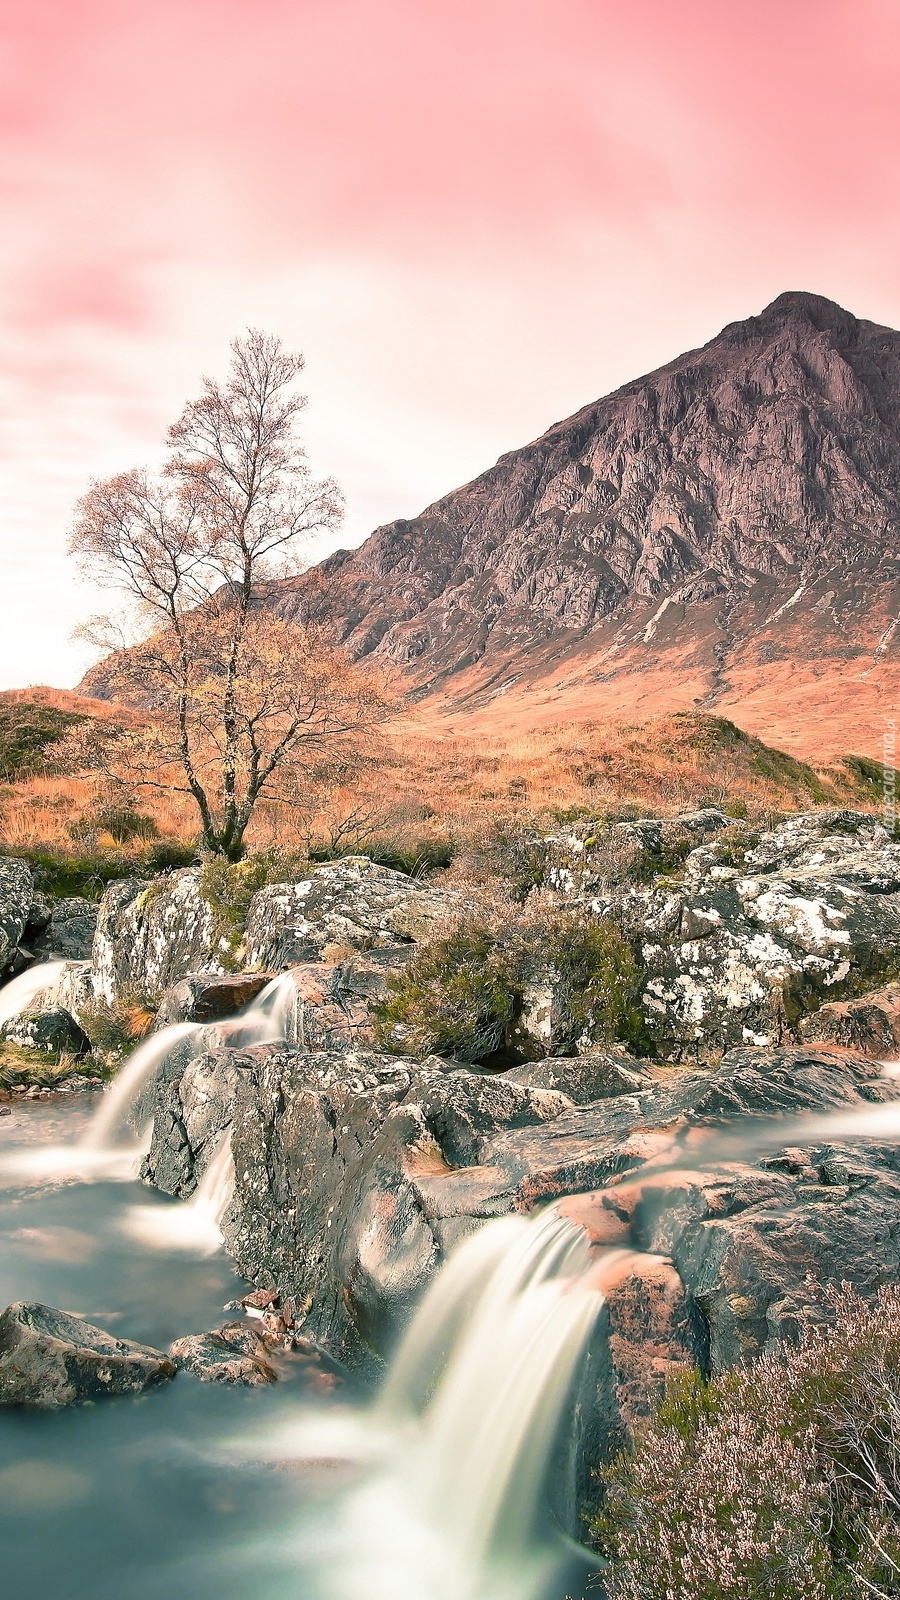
[799,985,900,1056]
[29,896,98,963]
[242,856,457,967]
[91,870,222,1004]
[0,857,34,976]
[561,809,900,1058]
[139,1020,900,1402]
[0,1302,175,1407]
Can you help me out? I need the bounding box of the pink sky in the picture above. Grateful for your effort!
[3,0,900,685]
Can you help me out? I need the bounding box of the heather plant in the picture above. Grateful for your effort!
[373,902,647,1061]
[373,916,517,1061]
[594,1283,900,1600]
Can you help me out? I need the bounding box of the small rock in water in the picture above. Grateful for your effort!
[0,1302,176,1408]
[168,1322,278,1386]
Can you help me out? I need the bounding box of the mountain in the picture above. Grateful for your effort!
[265,291,900,760]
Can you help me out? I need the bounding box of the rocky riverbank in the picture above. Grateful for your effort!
[4,806,900,1518]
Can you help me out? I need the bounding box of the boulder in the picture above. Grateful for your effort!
[91,870,221,1005]
[799,987,900,1056]
[276,952,413,1051]
[30,897,98,962]
[154,971,275,1028]
[242,857,456,968]
[168,1321,278,1386]
[576,811,900,1058]
[0,1302,175,1407]
[0,857,34,976]
[506,1051,653,1102]
[0,1007,90,1056]
[28,960,95,1030]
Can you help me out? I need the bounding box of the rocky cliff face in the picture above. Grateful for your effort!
[267,291,900,729]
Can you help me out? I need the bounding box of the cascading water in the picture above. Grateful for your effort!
[124,1129,235,1253]
[80,1020,203,1151]
[220,969,298,1046]
[247,1210,624,1600]
[0,959,66,1026]
[0,967,298,1190]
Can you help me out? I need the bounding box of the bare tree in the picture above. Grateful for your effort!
[70,331,392,860]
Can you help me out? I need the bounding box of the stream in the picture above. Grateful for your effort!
[0,1092,599,1600]
[0,1096,341,1600]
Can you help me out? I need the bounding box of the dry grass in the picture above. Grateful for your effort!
[0,706,878,866]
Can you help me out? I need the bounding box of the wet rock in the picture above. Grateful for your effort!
[91,870,221,1005]
[0,1007,90,1056]
[0,858,35,976]
[506,1051,653,1102]
[0,1301,175,1407]
[242,857,456,968]
[142,1043,266,1198]
[799,986,900,1056]
[154,971,275,1028]
[143,1043,571,1369]
[168,1321,278,1386]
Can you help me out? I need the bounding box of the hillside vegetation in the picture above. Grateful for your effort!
[0,698,889,881]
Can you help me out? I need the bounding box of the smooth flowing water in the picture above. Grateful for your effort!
[0,960,65,1026]
[0,1095,604,1600]
[10,968,898,1600]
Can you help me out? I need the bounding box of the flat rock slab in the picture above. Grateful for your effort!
[0,1302,175,1407]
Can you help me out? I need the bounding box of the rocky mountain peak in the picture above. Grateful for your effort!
[259,290,900,730]
[82,291,900,754]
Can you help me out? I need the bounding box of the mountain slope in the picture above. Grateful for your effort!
[265,291,900,754]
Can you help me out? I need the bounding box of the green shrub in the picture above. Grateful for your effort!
[0,701,87,782]
[523,905,650,1052]
[593,1282,900,1600]
[92,807,159,843]
[842,753,894,795]
[453,815,553,899]
[0,1041,107,1089]
[79,993,158,1057]
[199,851,303,964]
[11,842,196,900]
[374,918,516,1061]
[310,835,455,879]
[373,904,649,1062]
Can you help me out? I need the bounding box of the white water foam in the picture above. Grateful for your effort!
[122,1130,235,1254]
[237,1210,621,1600]
[0,960,66,1026]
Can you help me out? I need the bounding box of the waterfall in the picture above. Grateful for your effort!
[249,1210,621,1600]
[0,969,296,1190]
[122,1128,235,1254]
[81,1021,203,1150]
[83,970,297,1155]
[0,960,66,1026]
[217,969,298,1047]
[186,1132,235,1228]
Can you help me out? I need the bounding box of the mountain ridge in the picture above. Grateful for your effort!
[84,291,900,759]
